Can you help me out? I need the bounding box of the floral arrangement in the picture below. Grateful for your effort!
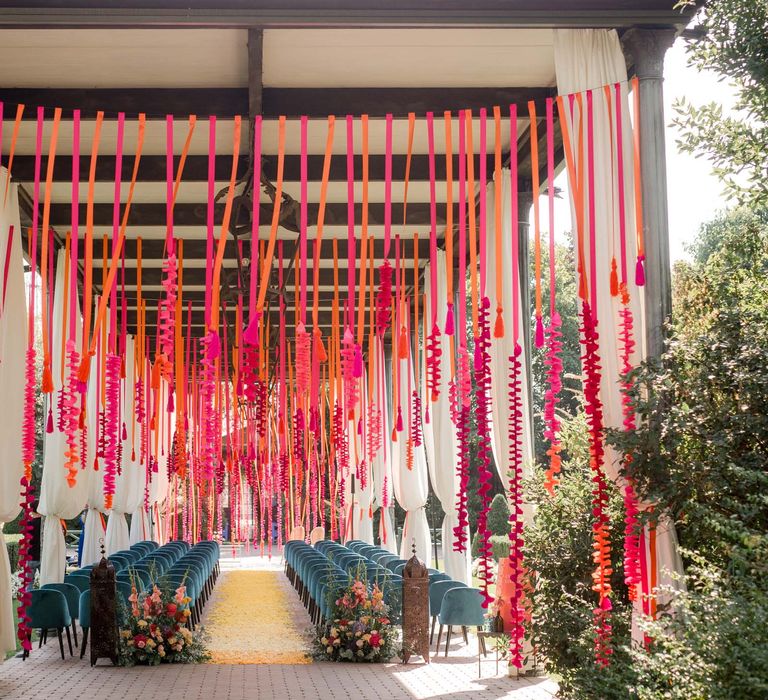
[313,578,398,662]
[118,582,209,666]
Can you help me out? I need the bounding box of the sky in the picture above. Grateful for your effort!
[541,33,737,262]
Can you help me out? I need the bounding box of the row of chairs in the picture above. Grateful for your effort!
[284,539,406,627]
[321,540,491,657]
[25,539,219,660]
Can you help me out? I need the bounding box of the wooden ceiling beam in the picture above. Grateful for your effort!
[49,201,459,228]
[0,86,553,120]
[10,153,504,183]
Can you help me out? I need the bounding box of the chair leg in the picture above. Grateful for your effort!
[65,626,73,656]
[80,628,89,659]
[72,621,79,647]
[57,629,65,660]
[38,630,44,649]
[445,626,452,657]
[462,626,469,644]
[430,616,436,645]
[435,624,443,654]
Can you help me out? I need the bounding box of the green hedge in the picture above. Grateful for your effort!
[4,534,21,573]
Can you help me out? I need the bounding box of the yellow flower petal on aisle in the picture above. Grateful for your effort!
[204,570,312,664]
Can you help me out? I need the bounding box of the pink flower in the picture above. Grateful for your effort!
[174,585,186,605]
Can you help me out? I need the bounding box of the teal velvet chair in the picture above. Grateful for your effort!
[64,572,90,594]
[41,582,81,648]
[26,588,72,659]
[436,586,486,657]
[429,579,466,645]
[78,589,91,659]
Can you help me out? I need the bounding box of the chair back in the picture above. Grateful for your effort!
[288,525,306,542]
[78,589,91,628]
[438,586,486,627]
[308,526,325,546]
[27,589,71,630]
[41,582,81,619]
[64,573,90,594]
[429,579,466,616]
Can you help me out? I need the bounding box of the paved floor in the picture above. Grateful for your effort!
[0,553,558,700]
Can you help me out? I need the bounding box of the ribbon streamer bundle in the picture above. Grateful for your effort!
[6,82,649,665]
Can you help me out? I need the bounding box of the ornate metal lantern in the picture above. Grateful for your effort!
[401,544,430,663]
[90,543,118,666]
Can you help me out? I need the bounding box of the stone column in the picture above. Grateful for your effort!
[621,27,677,359]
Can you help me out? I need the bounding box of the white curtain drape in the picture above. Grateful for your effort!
[485,170,534,504]
[370,337,397,553]
[343,383,375,545]
[105,336,138,554]
[553,28,685,634]
[422,251,471,583]
[0,177,25,657]
[39,250,88,585]
[391,349,431,563]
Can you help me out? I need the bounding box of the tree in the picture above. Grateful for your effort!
[611,207,768,574]
[672,0,768,207]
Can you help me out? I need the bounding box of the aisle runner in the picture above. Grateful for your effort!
[204,570,312,664]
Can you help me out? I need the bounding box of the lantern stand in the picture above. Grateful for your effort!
[400,540,430,664]
[89,539,118,666]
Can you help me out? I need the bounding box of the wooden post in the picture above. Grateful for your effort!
[247,28,264,119]
[621,28,677,360]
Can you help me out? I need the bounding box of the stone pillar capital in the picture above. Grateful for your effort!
[621,27,677,80]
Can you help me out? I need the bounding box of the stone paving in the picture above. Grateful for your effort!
[0,553,558,700]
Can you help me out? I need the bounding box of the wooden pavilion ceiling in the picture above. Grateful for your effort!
[0,26,565,340]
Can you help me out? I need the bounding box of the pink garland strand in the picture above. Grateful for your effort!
[103,353,121,510]
[473,297,495,607]
[581,300,613,665]
[543,313,564,493]
[507,342,526,667]
[452,346,472,552]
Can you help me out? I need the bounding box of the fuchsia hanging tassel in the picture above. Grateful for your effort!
[395,405,404,433]
[635,254,646,287]
[534,315,545,348]
[444,301,455,336]
[45,408,54,434]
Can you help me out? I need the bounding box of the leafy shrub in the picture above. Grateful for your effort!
[487,493,512,536]
[523,414,633,699]
[4,534,21,573]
